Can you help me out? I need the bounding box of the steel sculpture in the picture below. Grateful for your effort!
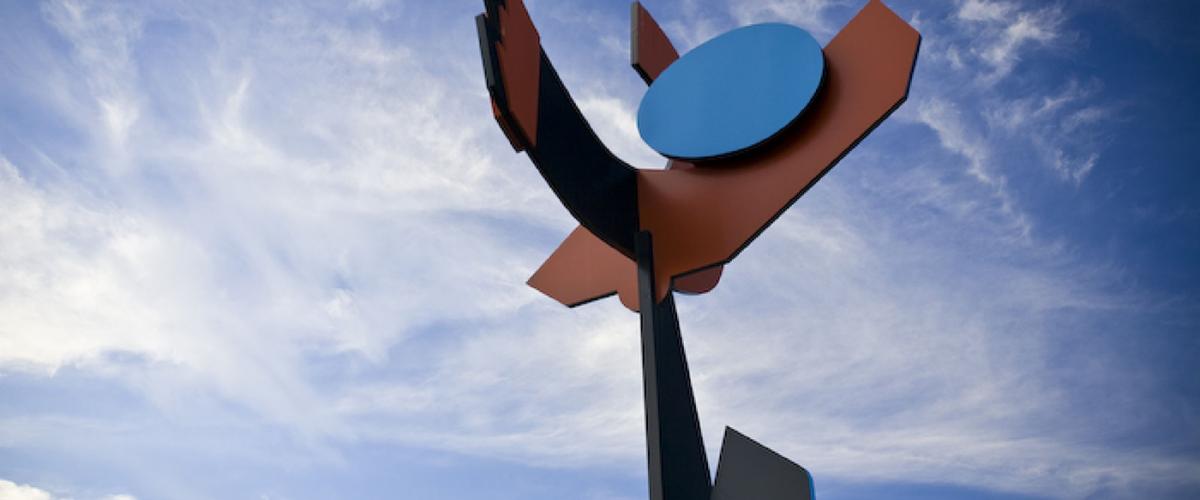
[475,1,920,498]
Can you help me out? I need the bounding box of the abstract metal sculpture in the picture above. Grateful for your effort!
[475,1,920,498]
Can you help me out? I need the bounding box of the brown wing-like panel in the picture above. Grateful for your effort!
[631,2,679,84]
[527,224,722,312]
[637,0,921,301]
[528,226,640,310]
[484,0,541,150]
[529,161,729,311]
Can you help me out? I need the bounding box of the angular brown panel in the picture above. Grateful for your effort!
[489,98,524,152]
[661,159,724,297]
[492,0,540,149]
[527,226,639,310]
[637,0,921,301]
[631,2,680,84]
[528,169,721,312]
[673,267,722,296]
[527,226,723,311]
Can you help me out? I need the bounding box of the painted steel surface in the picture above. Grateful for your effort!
[638,0,920,301]
[479,2,641,257]
[479,0,540,152]
[476,2,921,498]
[528,8,720,312]
[523,0,920,307]
[636,232,712,500]
[527,225,638,310]
[711,428,814,500]
[528,161,721,313]
[631,1,678,84]
[637,23,826,160]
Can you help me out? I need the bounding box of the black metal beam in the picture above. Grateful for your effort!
[636,231,712,500]
[525,51,639,258]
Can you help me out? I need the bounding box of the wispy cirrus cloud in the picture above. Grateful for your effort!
[1,0,559,439]
[914,97,1034,241]
[983,79,1114,185]
[900,0,1111,245]
[0,1,1196,499]
[955,0,1067,82]
[729,0,849,39]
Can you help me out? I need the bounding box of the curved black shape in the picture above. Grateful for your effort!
[476,5,640,257]
[528,51,640,257]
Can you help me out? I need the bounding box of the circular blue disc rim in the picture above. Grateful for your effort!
[637,23,825,161]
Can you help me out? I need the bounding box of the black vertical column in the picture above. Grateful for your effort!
[635,231,712,500]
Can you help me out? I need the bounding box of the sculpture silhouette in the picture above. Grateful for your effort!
[475,1,920,498]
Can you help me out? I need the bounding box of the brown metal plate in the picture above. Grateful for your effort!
[494,0,540,148]
[631,2,679,84]
[528,225,640,310]
[525,0,919,310]
[637,0,920,301]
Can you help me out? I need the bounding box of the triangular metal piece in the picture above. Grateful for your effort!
[711,428,814,500]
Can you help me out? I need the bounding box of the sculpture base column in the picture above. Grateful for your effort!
[635,231,712,500]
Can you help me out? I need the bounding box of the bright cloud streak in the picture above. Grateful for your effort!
[0,479,134,500]
[0,1,1197,499]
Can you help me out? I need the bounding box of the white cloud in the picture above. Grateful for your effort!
[0,480,52,500]
[1052,149,1098,186]
[957,0,1013,23]
[41,0,143,164]
[0,479,134,500]
[662,17,724,54]
[1063,105,1110,133]
[0,156,169,373]
[1,0,561,439]
[955,0,1065,81]
[915,98,1033,240]
[983,80,1111,185]
[335,304,646,468]
[914,3,1107,194]
[729,0,845,39]
[0,1,1191,499]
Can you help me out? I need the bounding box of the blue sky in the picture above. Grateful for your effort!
[0,0,1197,499]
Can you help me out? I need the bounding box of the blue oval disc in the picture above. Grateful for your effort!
[637,23,825,160]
